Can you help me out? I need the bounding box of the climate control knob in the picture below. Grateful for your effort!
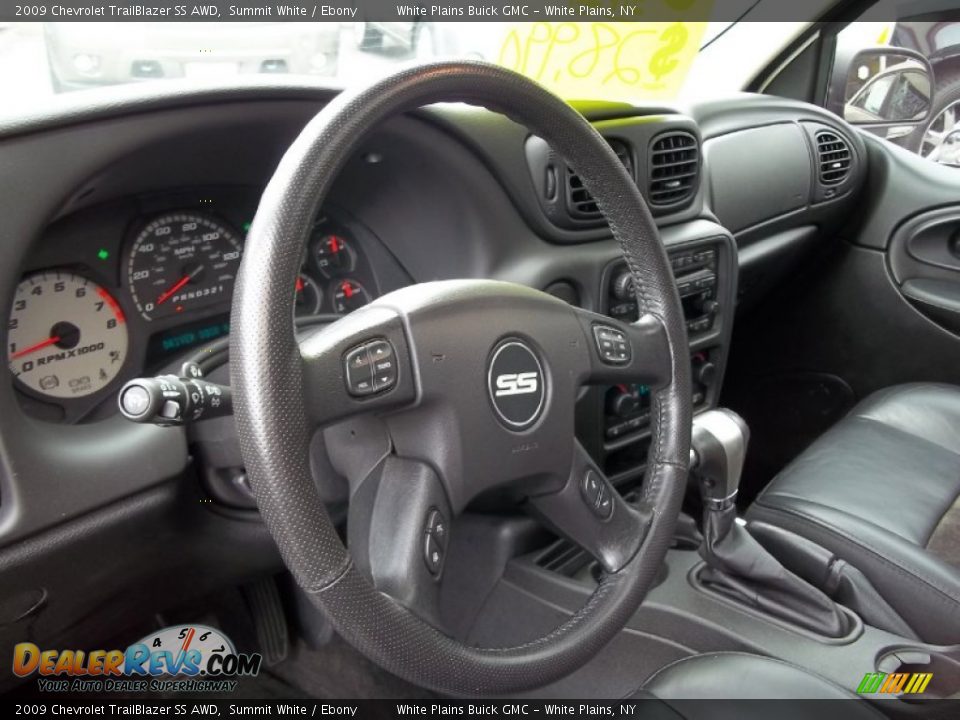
[607,388,639,417]
[612,272,635,301]
[697,298,721,317]
[693,356,718,387]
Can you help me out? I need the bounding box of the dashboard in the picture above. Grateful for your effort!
[8,185,406,423]
[0,83,873,671]
[0,86,867,526]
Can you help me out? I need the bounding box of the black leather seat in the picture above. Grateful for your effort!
[748,383,960,644]
[634,652,885,717]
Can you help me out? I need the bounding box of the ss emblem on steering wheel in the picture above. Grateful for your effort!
[487,339,545,431]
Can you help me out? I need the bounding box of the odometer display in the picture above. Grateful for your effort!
[127,212,243,321]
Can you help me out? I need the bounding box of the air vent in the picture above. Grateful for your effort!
[566,139,633,221]
[649,131,699,206]
[816,131,852,185]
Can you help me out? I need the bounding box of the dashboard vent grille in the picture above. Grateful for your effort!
[649,131,699,206]
[566,139,633,221]
[816,131,852,185]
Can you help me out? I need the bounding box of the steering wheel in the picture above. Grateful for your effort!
[230,61,692,695]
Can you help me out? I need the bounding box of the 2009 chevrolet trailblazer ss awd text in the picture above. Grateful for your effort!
[0,3,959,717]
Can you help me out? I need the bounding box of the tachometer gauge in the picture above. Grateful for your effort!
[7,272,128,399]
[295,274,322,317]
[127,212,243,321]
[330,279,371,314]
[312,232,355,278]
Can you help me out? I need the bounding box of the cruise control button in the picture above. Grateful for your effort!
[581,470,602,506]
[424,534,443,575]
[426,508,447,546]
[596,486,614,519]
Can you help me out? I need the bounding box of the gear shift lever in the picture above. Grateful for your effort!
[690,409,852,637]
[690,409,749,511]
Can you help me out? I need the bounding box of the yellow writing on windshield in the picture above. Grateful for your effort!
[495,11,709,101]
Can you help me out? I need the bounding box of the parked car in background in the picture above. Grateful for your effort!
[844,59,931,123]
[44,22,341,92]
[894,18,960,160]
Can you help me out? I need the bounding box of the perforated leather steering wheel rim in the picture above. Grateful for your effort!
[230,61,692,695]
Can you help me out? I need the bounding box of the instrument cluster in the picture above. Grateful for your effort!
[6,191,387,423]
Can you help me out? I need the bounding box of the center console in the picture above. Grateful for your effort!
[578,235,737,483]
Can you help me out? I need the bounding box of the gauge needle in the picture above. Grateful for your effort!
[11,335,61,360]
[342,281,354,298]
[156,266,203,305]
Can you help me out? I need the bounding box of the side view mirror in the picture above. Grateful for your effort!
[827,46,934,128]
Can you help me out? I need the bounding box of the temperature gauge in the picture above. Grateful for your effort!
[295,274,322,317]
[313,232,355,278]
[331,280,370,314]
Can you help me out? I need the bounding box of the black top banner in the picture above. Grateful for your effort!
[0,0,850,23]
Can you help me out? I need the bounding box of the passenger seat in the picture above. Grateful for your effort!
[747,383,960,644]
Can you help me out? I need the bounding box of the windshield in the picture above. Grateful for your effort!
[0,15,812,112]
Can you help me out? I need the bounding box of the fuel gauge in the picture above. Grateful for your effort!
[313,232,355,278]
[331,279,370,314]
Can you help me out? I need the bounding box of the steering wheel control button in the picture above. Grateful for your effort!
[425,508,447,544]
[596,486,614,519]
[487,339,546,431]
[344,339,397,397]
[424,534,443,575]
[581,470,602,506]
[581,470,614,519]
[368,340,397,391]
[422,507,448,576]
[344,344,375,396]
[593,325,631,365]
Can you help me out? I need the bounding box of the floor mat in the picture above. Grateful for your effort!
[266,634,436,699]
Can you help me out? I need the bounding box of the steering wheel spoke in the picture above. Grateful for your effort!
[347,456,453,626]
[529,441,652,574]
[572,307,673,388]
[298,305,417,429]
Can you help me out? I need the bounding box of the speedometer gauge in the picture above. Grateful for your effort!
[7,272,128,399]
[127,212,243,321]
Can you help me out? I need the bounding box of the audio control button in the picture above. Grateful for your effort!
[593,325,631,365]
